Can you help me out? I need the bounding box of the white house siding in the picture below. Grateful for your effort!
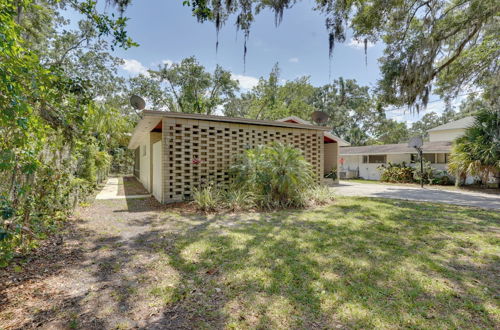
[339,153,465,181]
[387,154,411,164]
[429,128,465,142]
[139,136,151,192]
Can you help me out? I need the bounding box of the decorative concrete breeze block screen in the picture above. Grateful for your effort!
[162,117,324,202]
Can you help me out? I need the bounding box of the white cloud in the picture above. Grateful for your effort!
[162,59,173,67]
[288,57,299,63]
[348,38,375,50]
[231,74,259,90]
[121,59,149,76]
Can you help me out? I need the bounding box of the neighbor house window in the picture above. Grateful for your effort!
[423,153,436,163]
[363,155,386,164]
[411,153,437,163]
[436,153,447,164]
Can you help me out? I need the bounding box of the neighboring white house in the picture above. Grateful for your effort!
[339,116,475,182]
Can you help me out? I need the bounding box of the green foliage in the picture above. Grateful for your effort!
[145,56,239,114]
[378,162,415,183]
[230,143,314,209]
[192,185,221,212]
[0,0,135,266]
[449,108,500,186]
[324,168,337,180]
[378,161,453,185]
[223,188,255,211]
[177,0,499,111]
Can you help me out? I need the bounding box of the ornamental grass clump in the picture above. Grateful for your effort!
[192,185,221,212]
[230,142,315,209]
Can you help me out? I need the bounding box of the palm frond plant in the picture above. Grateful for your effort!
[230,142,315,208]
[449,109,500,186]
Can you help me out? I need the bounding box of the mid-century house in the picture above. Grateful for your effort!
[128,111,349,203]
[339,116,475,181]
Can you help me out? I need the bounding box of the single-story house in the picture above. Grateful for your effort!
[339,116,475,182]
[128,111,348,203]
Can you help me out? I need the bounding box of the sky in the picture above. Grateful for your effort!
[89,0,464,124]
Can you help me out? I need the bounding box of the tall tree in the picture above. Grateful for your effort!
[170,0,500,110]
[223,63,316,121]
[311,78,380,145]
[149,57,239,115]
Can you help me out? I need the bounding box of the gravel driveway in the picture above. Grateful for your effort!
[334,181,500,210]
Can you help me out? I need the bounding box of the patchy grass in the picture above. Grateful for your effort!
[151,197,500,328]
[1,193,498,329]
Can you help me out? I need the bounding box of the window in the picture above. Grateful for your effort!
[423,153,436,163]
[368,155,387,164]
[411,153,437,163]
[436,153,447,164]
[363,155,386,164]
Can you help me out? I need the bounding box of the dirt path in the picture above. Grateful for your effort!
[0,186,206,329]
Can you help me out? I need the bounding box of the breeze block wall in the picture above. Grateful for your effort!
[161,117,324,203]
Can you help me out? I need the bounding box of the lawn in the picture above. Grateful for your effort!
[146,197,499,328]
[1,196,498,329]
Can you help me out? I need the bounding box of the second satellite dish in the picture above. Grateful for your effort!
[311,111,329,125]
[130,95,146,110]
[408,136,423,149]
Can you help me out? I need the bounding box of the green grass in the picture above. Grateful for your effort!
[148,197,499,328]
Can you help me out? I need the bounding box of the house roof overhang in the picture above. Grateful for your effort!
[339,141,452,156]
[128,111,329,149]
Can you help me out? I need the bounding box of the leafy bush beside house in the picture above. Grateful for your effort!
[378,162,414,183]
[230,143,314,209]
[449,108,500,187]
[193,143,334,211]
[377,161,453,185]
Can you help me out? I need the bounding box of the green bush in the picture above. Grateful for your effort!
[223,188,255,211]
[378,162,415,183]
[192,185,221,212]
[324,168,338,180]
[230,142,314,209]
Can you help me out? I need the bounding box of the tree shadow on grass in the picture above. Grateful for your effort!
[2,196,499,329]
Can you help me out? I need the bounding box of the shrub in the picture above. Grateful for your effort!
[378,162,415,183]
[192,185,221,212]
[223,188,255,211]
[413,160,436,184]
[324,168,337,180]
[230,142,314,209]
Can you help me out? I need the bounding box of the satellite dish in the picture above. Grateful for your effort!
[311,111,329,125]
[130,95,146,110]
[408,136,423,149]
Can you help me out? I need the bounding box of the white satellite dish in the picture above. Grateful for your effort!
[130,95,146,110]
[408,136,423,149]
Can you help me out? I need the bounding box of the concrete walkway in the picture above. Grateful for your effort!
[95,177,150,200]
[334,181,500,210]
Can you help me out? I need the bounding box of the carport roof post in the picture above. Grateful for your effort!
[128,111,329,149]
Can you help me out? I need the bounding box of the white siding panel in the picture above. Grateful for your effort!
[428,128,465,142]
